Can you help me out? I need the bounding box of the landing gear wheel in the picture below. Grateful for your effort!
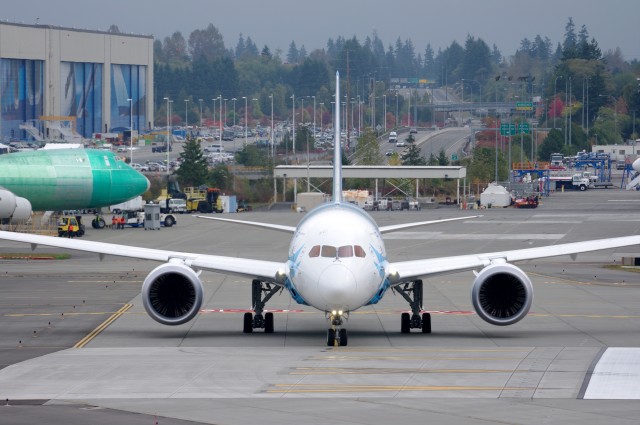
[264,312,274,333]
[401,312,410,333]
[243,312,253,333]
[421,312,432,333]
[327,329,336,346]
[338,328,348,346]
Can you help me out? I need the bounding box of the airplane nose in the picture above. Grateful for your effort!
[318,264,357,306]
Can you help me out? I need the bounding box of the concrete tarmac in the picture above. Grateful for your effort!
[1,188,640,424]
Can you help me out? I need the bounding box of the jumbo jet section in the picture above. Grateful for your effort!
[0,72,639,347]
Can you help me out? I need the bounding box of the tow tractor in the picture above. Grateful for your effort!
[58,215,85,237]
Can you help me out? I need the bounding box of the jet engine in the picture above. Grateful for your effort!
[0,188,32,220]
[142,262,204,326]
[471,263,533,326]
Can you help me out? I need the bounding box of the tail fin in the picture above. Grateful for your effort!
[333,71,342,204]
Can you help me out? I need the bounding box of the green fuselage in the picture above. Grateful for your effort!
[0,149,150,211]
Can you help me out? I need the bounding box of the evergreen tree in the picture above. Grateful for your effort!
[175,138,209,187]
[401,144,426,165]
[287,41,299,64]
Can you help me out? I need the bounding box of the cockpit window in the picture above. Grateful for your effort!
[338,245,353,257]
[321,245,337,258]
[309,245,320,257]
[310,245,366,259]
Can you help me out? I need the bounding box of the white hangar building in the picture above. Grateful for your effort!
[0,21,154,140]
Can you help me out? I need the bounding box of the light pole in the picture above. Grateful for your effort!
[232,98,237,127]
[166,99,173,175]
[382,94,387,133]
[291,94,295,160]
[553,75,563,130]
[242,96,248,146]
[395,92,399,129]
[224,99,228,128]
[211,98,217,134]
[184,99,189,131]
[199,98,203,129]
[311,95,316,141]
[269,94,274,158]
[218,95,222,140]
[127,98,133,163]
[319,102,324,138]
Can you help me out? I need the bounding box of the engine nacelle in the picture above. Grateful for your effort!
[471,263,533,326]
[0,188,32,220]
[142,262,204,326]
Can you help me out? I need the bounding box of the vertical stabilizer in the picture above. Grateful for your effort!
[333,71,342,204]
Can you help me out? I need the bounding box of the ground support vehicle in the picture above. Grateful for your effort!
[184,187,224,213]
[58,215,84,237]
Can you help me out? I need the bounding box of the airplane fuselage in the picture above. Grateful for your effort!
[287,202,387,313]
[0,149,149,211]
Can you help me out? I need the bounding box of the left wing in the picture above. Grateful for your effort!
[0,230,285,282]
[387,235,640,283]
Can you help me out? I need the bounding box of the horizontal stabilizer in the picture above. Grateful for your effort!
[195,215,296,233]
[378,215,480,234]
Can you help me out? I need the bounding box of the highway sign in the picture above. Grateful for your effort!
[500,123,516,136]
[518,123,530,134]
[516,102,534,111]
[451,153,458,161]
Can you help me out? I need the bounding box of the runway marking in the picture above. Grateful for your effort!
[289,367,520,375]
[384,233,564,240]
[308,356,524,361]
[73,303,132,348]
[266,383,531,393]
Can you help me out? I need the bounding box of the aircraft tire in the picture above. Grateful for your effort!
[327,329,336,346]
[401,312,410,333]
[421,312,432,333]
[243,312,253,333]
[265,312,274,333]
[339,328,348,346]
[164,216,175,227]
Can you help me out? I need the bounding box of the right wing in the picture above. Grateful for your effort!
[0,230,285,282]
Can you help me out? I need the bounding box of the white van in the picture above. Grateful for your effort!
[204,144,224,153]
[388,131,398,143]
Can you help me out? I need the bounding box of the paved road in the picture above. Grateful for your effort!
[0,188,639,424]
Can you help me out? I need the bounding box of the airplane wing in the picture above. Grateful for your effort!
[195,215,297,233]
[387,235,640,283]
[0,231,284,282]
[378,215,480,233]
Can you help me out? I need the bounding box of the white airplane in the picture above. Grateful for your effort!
[1,73,640,347]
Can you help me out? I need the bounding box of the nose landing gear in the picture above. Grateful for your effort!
[326,310,348,346]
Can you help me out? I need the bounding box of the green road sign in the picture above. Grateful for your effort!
[451,153,458,161]
[516,102,534,111]
[518,123,530,134]
[500,123,516,136]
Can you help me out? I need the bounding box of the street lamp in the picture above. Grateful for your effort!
[269,94,274,158]
[127,98,133,163]
[184,99,189,131]
[164,98,173,175]
[232,98,237,127]
[383,94,387,132]
[242,96,248,146]
[199,98,203,129]
[319,102,324,139]
[311,95,316,142]
[553,75,564,130]
[211,98,217,133]
[291,94,295,159]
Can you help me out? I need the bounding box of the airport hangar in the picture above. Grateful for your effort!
[0,21,154,141]
[274,165,467,202]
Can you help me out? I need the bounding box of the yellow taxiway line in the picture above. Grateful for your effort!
[73,303,132,348]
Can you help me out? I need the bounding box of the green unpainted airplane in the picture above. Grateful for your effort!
[0,148,150,219]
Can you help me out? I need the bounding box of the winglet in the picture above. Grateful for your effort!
[333,71,342,204]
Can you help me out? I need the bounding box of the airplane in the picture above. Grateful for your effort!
[0,72,639,346]
[0,148,150,220]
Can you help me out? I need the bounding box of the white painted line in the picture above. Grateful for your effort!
[384,233,564,240]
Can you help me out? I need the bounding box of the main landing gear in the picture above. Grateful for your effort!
[393,280,431,334]
[326,310,348,347]
[243,280,280,334]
